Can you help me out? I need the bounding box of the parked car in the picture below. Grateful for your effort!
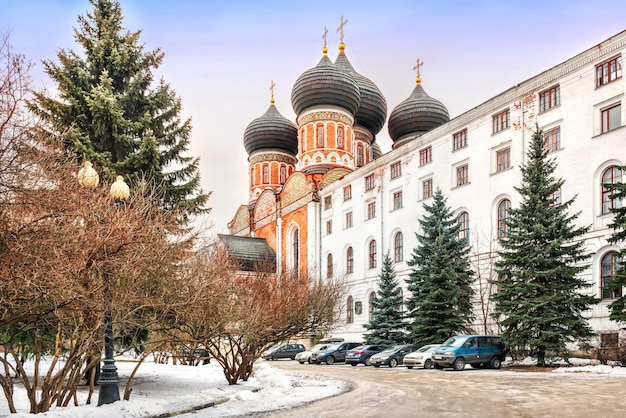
[345,344,388,366]
[310,342,361,365]
[261,343,306,360]
[403,344,440,369]
[369,344,418,368]
[294,343,331,364]
[432,335,506,371]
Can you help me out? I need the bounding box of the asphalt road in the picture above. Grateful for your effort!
[260,361,625,418]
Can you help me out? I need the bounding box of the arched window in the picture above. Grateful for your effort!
[337,127,344,148]
[326,253,333,278]
[317,125,324,147]
[602,166,623,214]
[279,166,286,184]
[346,295,354,324]
[346,246,353,274]
[291,228,299,272]
[457,211,469,241]
[497,199,511,238]
[300,129,306,152]
[393,232,403,262]
[357,145,364,167]
[368,291,376,321]
[263,165,269,184]
[368,240,377,269]
[601,251,623,299]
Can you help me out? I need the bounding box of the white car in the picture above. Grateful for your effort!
[294,343,331,364]
[403,344,440,369]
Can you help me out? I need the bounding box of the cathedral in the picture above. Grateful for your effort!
[226,23,626,344]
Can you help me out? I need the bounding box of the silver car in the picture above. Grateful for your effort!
[294,343,330,364]
[403,344,440,369]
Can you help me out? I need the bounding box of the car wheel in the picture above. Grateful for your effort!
[365,357,372,366]
[350,363,357,366]
[433,363,442,369]
[424,359,433,369]
[470,364,482,369]
[490,357,502,369]
[325,356,335,365]
[298,360,305,364]
[452,357,465,371]
[389,358,398,368]
[406,366,413,369]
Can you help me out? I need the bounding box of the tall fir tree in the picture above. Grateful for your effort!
[491,126,598,366]
[606,164,626,322]
[405,189,474,346]
[363,252,407,345]
[30,0,209,222]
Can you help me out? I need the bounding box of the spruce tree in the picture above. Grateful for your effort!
[30,0,209,222]
[405,189,474,346]
[606,164,626,322]
[363,252,407,345]
[491,126,598,366]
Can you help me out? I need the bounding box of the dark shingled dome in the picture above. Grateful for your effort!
[371,141,382,159]
[388,83,450,143]
[243,103,298,156]
[291,54,361,116]
[335,50,387,135]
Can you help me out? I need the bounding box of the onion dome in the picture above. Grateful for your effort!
[335,46,387,135]
[291,50,361,116]
[371,141,382,159]
[243,100,298,156]
[388,80,449,143]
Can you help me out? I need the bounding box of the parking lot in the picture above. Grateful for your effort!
[266,361,625,418]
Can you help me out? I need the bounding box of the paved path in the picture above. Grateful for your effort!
[262,361,625,418]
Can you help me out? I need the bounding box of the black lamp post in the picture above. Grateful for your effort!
[78,164,129,406]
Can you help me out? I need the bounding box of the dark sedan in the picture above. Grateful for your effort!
[369,344,418,368]
[345,344,388,366]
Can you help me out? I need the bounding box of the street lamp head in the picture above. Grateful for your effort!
[110,175,130,200]
[77,161,100,188]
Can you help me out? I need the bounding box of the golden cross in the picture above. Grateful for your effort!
[269,80,275,103]
[337,16,348,44]
[413,58,424,79]
[323,26,328,49]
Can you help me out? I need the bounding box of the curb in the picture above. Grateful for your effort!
[146,387,261,417]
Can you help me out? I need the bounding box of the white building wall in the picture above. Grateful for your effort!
[318,30,626,342]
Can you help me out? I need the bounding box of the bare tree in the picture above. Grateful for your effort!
[468,228,500,334]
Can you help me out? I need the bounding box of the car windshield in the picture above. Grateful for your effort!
[324,343,341,351]
[310,344,328,352]
[380,345,402,354]
[416,345,436,352]
[441,336,466,348]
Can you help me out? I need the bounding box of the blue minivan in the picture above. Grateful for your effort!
[431,335,506,371]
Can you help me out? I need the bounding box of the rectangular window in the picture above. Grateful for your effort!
[422,178,433,199]
[543,126,561,152]
[539,85,560,113]
[601,103,621,133]
[326,220,332,235]
[393,191,403,210]
[367,201,376,220]
[345,211,353,228]
[419,146,432,166]
[550,188,562,207]
[492,109,510,134]
[343,185,352,201]
[365,174,375,191]
[453,129,467,150]
[390,161,402,179]
[323,195,332,210]
[317,125,324,147]
[456,164,469,186]
[496,148,511,172]
[596,56,622,87]
[337,127,344,148]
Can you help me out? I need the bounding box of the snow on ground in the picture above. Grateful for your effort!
[1,357,624,417]
[1,358,348,417]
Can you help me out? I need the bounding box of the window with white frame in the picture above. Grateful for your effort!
[423,178,433,199]
[393,231,403,262]
[323,195,332,210]
[367,201,376,220]
[346,246,354,274]
[345,211,353,228]
[365,174,375,191]
[601,251,623,299]
[457,211,469,241]
[368,240,377,269]
[326,220,332,235]
[419,146,432,166]
[346,295,354,324]
[602,166,623,214]
[496,147,511,172]
[497,199,511,238]
[327,253,333,278]
[343,184,352,201]
[456,164,469,186]
[317,125,324,147]
[453,129,467,150]
[337,127,344,148]
[390,160,402,179]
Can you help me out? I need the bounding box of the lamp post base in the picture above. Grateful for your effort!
[97,358,120,406]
